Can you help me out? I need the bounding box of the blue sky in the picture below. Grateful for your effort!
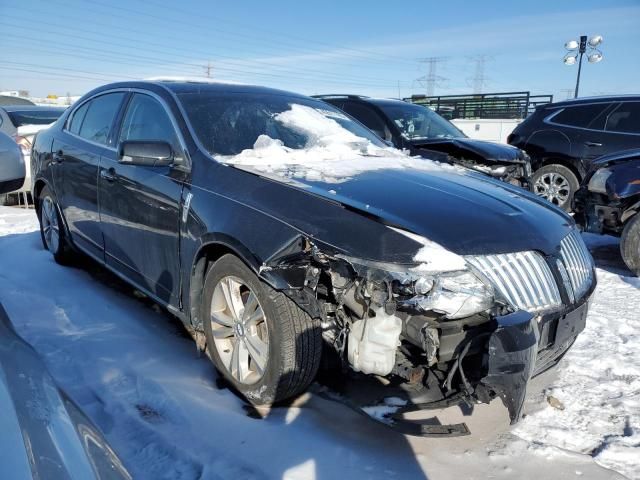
[1,0,638,99]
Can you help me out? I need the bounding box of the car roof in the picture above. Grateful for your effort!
[545,94,640,109]
[314,95,415,108]
[90,79,311,101]
[0,105,67,113]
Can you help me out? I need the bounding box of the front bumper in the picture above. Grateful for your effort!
[479,299,589,423]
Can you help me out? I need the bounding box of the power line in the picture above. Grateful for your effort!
[0,19,396,87]
[2,31,408,92]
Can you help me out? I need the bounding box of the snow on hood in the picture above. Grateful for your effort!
[218,104,463,184]
[388,226,467,273]
[17,123,54,137]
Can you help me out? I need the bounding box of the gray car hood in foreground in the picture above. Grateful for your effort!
[0,304,131,480]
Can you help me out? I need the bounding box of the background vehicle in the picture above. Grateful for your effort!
[508,95,640,211]
[31,80,594,435]
[0,105,66,201]
[574,148,640,275]
[0,304,131,479]
[0,131,25,194]
[315,94,532,186]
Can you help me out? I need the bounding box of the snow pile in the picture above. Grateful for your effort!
[513,254,640,479]
[0,207,636,479]
[220,104,461,183]
[388,226,467,273]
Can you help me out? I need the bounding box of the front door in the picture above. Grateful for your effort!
[99,93,186,306]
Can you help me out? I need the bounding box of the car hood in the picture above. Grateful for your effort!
[588,148,640,174]
[237,163,573,257]
[409,137,527,165]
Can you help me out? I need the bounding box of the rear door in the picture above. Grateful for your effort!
[99,92,186,306]
[601,101,640,153]
[52,92,126,259]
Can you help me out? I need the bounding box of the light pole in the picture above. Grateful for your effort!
[564,35,603,98]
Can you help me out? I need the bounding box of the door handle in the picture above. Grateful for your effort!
[52,150,64,163]
[584,141,603,147]
[100,168,117,182]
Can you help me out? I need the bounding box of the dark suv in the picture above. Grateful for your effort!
[31,80,594,434]
[316,95,531,186]
[508,95,640,211]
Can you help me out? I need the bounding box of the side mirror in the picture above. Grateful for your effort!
[118,140,173,167]
[0,132,25,194]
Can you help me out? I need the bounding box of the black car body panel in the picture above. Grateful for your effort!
[316,95,531,185]
[509,95,640,180]
[31,81,595,429]
[0,304,131,480]
[574,148,640,235]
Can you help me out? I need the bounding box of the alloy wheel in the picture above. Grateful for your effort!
[41,196,60,253]
[209,276,269,385]
[534,172,571,206]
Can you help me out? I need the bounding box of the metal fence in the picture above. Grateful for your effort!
[405,91,553,120]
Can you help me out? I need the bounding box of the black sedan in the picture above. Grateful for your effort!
[315,95,532,186]
[31,80,595,434]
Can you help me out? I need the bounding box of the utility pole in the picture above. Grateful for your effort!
[203,61,213,78]
[416,57,448,96]
[469,55,491,94]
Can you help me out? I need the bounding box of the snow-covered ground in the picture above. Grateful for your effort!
[0,206,637,479]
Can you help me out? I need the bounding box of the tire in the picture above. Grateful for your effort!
[202,254,322,405]
[37,186,73,264]
[621,214,640,276]
[531,164,579,212]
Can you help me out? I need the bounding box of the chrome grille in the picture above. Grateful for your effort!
[559,230,594,300]
[466,251,562,313]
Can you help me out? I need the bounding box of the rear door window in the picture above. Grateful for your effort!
[550,103,610,129]
[77,92,126,145]
[68,102,89,135]
[605,102,640,134]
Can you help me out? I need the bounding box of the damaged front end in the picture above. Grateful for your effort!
[256,228,590,436]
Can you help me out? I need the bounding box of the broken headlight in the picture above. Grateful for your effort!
[587,168,612,194]
[341,256,495,320]
[405,270,494,319]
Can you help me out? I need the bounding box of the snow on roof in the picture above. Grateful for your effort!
[145,76,247,86]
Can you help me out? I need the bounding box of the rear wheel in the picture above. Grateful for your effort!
[531,164,579,212]
[621,214,640,276]
[38,186,72,264]
[202,254,322,405]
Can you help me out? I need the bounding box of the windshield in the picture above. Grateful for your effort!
[377,103,465,140]
[178,92,387,156]
[7,109,65,127]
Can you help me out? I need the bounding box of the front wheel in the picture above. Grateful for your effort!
[531,164,579,212]
[38,186,73,264]
[202,254,322,405]
[621,214,640,276]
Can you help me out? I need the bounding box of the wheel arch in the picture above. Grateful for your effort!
[187,235,263,332]
[538,157,583,182]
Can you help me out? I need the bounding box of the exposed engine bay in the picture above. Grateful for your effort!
[256,234,589,436]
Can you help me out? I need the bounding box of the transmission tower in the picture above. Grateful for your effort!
[203,61,213,78]
[416,57,448,96]
[468,55,492,93]
[560,88,574,100]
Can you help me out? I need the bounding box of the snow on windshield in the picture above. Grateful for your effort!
[217,104,462,184]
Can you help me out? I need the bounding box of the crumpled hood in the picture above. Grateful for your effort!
[410,137,527,165]
[277,167,573,256]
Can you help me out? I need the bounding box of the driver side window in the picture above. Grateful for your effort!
[119,94,182,159]
[342,102,392,141]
